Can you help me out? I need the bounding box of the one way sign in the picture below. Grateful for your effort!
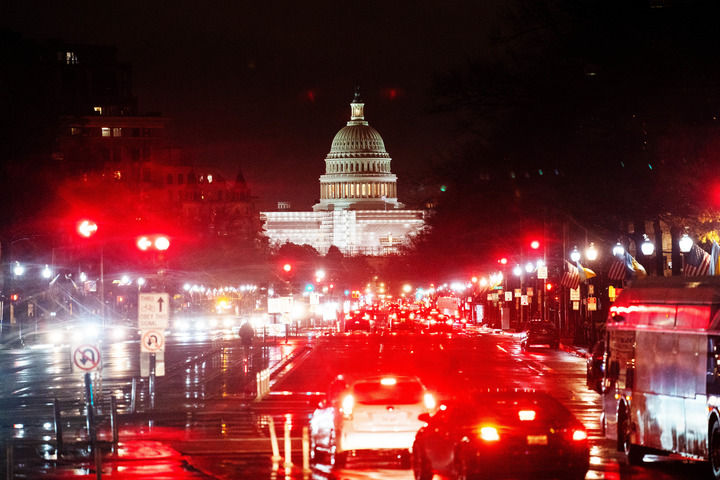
[138,293,170,330]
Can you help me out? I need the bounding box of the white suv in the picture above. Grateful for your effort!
[310,375,436,467]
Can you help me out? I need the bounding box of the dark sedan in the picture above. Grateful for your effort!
[522,321,560,350]
[412,390,589,480]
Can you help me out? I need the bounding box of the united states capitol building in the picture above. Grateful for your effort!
[262,92,426,255]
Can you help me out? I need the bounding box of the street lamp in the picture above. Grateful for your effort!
[613,242,625,257]
[525,262,534,273]
[679,233,693,253]
[13,261,25,277]
[513,265,522,276]
[570,246,581,263]
[641,234,655,256]
[585,242,598,262]
[41,264,52,279]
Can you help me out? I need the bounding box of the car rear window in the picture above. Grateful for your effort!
[352,380,424,405]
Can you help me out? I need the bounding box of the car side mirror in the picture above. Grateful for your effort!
[418,412,431,423]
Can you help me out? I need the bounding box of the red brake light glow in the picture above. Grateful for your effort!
[423,393,436,410]
[341,394,354,415]
[480,426,500,442]
[518,410,536,421]
[380,377,397,386]
[572,429,587,441]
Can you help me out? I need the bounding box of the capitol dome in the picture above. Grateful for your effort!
[328,124,390,158]
[313,89,402,212]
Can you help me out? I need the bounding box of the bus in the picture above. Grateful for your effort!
[602,277,720,478]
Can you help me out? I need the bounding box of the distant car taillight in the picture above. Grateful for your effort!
[424,393,436,410]
[479,426,500,442]
[572,429,587,441]
[341,394,354,417]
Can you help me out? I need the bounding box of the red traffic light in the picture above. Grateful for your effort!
[546,283,553,291]
[137,235,170,251]
[530,240,540,250]
[498,257,508,265]
[77,220,98,238]
[282,263,292,273]
[10,294,19,301]
[154,236,170,251]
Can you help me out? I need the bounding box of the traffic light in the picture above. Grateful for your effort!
[530,240,540,250]
[137,235,170,251]
[546,282,553,291]
[282,263,292,273]
[77,219,98,238]
[498,257,508,265]
[10,294,19,302]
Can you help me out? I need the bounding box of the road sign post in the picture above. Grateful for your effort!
[138,294,169,379]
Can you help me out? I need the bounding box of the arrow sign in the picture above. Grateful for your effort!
[138,293,170,330]
[72,344,101,373]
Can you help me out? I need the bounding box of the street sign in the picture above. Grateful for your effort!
[570,287,580,301]
[572,301,580,311]
[588,284,595,295]
[138,293,170,330]
[526,287,533,297]
[141,329,165,353]
[268,296,293,314]
[505,291,513,302]
[72,343,102,374]
[514,289,521,298]
[588,297,597,311]
[521,295,529,306]
[537,266,548,279]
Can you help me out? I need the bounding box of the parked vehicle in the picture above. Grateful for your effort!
[586,340,605,392]
[602,277,720,477]
[521,320,559,350]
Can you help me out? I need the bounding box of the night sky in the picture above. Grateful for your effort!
[1,1,507,210]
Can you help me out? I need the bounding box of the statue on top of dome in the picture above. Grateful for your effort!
[353,85,362,103]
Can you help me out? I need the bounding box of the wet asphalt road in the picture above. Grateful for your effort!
[0,328,712,479]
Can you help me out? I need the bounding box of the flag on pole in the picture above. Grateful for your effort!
[608,256,626,281]
[576,261,596,283]
[561,261,580,289]
[684,243,711,276]
[710,241,720,276]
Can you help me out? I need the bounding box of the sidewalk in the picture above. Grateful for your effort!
[5,336,312,479]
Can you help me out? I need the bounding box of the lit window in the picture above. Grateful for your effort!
[101,128,111,137]
[65,51,78,65]
[70,127,81,136]
[94,106,103,115]
[112,127,122,137]
[113,170,122,180]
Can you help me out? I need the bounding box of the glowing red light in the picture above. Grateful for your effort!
[546,283,553,291]
[499,257,508,265]
[154,236,170,251]
[137,236,151,251]
[283,263,292,273]
[77,220,98,238]
[530,240,540,249]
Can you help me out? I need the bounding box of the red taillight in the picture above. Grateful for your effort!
[341,394,354,416]
[518,409,536,421]
[479,426,500,442]
[424,393,436,410]
[572,429,587,441]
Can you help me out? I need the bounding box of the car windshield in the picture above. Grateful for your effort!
[352,379,424,404]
